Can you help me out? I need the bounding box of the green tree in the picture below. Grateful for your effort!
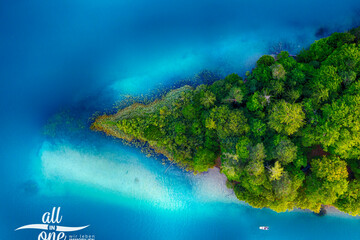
[236,136,250,160]
[224,73,243,85]
[246,159,265,177]
[200,90,216,108]
[193,148,216,173]
[311,156,348,182]
[222,160,242,181]
[223,87,244,103]
[335,180,360,216]
[246,92,263,112]
[305,156,349,206]
[297,38,334,62]
[268,100,305,135]
[340,70,357,86]
[214,107,249,138]
[249,143,267,162]
[286,89,302,103]
[314,65,342,93]
[289,68,306,86]
[313,94,360,158]
[250,119,266,137]
[144,125,162,141]
[257,55,275,67]
[323,43,360,73]
[277,51,297,71]
[326,32,355,48]
[93,29,360,215]
[269,161,284,181]
[269,79,285,96]
[274,139,297,165]
[270,63,286,80]
[182,104,197,119]
[205,117,216,130]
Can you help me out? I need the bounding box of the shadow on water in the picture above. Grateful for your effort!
[19,180,39,196]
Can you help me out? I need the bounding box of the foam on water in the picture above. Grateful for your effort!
[38,138,243,211]
[39,141,184,209]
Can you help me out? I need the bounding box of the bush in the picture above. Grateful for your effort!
[257,55,275,67]
[193,148,217,173]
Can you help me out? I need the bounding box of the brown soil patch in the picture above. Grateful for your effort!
[307,145,330,159]
[215,155,222,168]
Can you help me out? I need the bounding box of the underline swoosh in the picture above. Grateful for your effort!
[15,224,48,231]
[15,224,90,232]
[57,225,90,232]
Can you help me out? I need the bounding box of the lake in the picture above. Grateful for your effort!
[1,0,360,239]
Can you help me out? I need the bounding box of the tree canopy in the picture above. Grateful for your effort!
[92,28,360,215]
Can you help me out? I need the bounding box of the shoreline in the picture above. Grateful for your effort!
[92,94,360,217]
[210,166,360,217]
[91,82,360,217]
[91,28,360,216]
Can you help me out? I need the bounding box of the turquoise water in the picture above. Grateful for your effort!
[1,0,360,239]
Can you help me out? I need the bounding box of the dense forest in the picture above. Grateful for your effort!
[92,27,360,215]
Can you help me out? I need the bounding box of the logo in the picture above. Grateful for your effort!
[15,207,93,240]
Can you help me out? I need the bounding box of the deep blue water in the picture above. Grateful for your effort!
[1,0,360,239]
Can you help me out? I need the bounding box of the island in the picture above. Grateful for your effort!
[92,27,360,215]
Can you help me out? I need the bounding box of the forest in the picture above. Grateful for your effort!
[92,26,360,215]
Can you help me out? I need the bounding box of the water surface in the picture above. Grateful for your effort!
[1,0,360,239]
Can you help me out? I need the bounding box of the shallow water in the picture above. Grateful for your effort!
[1,0,360,239]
